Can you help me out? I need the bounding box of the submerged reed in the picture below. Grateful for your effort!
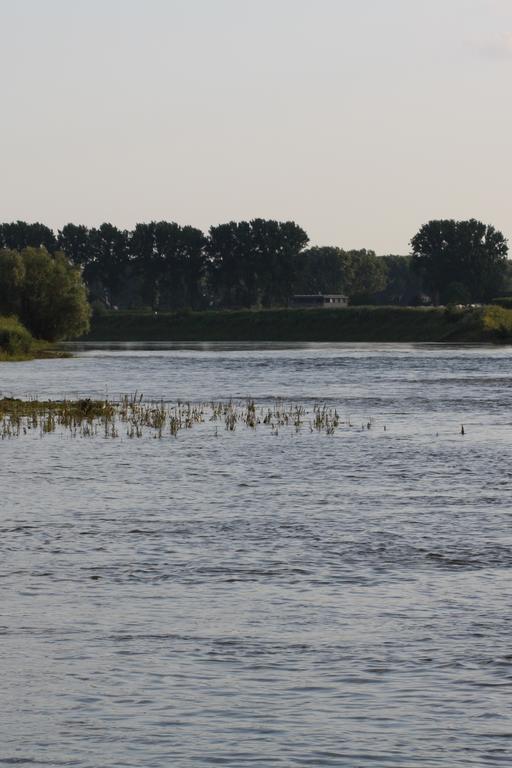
[0,395,371,440]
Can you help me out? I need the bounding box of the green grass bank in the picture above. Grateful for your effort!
[80,305,512,344]
[0,316,35,360]
[0,316,71,361]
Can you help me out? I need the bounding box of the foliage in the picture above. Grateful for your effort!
[340,250,388,301]
[207,219,309,308]
[294,247,345,294]
[1,218,511,318]
[87,224,130,306]
[0,247,91,341]
[370,255,424,305]
[0,221,57,252]
[131,221,206,310]
[444,281,472,305]
[293,247,388,301]
[58,223,91,268]
[411,219,508,304]
[481,305,512,338]
[0,315,34,357]
[0,250,25,315]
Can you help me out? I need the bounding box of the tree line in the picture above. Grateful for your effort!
[0,217,509,340]
[0,219,396,312]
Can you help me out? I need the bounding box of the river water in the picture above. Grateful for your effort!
[1,342,512,767]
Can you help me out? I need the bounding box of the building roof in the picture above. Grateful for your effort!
[292,294,348,299]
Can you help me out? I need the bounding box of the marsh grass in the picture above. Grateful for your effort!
[0,396,362,440]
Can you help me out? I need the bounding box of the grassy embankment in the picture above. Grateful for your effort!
[0,316,69,361]
[81,305,512,344]
[0,316,35,360]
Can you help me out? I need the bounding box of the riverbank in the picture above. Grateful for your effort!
[0,316,70,361]
[0,316,34,360]
[79,305,512,343]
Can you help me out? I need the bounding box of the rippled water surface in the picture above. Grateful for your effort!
[2,342,512,767]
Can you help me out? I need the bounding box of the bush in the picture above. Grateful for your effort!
[0,316,33,356]
[481,305,512,338]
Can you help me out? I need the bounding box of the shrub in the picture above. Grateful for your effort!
[0,316,33,356]
[481,306,512,338]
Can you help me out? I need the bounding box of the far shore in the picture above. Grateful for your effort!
[76,305,512,345]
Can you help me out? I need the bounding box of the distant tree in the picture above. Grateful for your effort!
[411,219,509,304]
[85,224,130,307]
[340,249,388,301]
[500,261,512,296]
[207,219,309,308]
[129,223,157,307]
[0,221,57,252]
[19,248,90,340]
[206,221,256,308]
[370,255,423,305]
[130,221,206,310]
[251,219,309,306]
[444,281,472,305]
[58,223,92,268]
[293,246,344,295]
[169,225,208,309]
[0,249,25,315]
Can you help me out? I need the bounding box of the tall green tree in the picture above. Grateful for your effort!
[18,248,90,340]
[370,255,424,305]
[206,221,256,308]
[411,219,509,303]
[166,225,207,309]
[340,249,388,301]
[207,219,309,308]
[130,221,206,310]
[252,219,309,306]
[0,221,57,252]
[86,224,130,306]
[294,246,345,294]
[58,223,92,268]
[0,249,26,315]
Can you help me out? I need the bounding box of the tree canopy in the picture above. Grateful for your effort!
[411,219,509,304]
[294,247,345,295]
[0,247,90,340]
[340,249,388,301]
[0,219,510,324]
[0,221,57,253]
[207,219,309,308]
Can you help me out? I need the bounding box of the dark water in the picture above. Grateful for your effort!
[1,343,512,767]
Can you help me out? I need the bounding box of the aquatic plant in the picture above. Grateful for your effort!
[0,396,362,441]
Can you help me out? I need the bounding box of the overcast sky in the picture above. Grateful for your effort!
[0,0,510,253]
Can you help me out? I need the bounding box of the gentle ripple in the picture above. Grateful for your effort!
[1,342,512,767]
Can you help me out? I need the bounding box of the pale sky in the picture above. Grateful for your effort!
[0,0,511,253]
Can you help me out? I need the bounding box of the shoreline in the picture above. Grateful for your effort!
[0,343,72,362]
[77,305,512,344]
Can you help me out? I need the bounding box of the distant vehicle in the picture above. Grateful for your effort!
[290,294,349,309]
